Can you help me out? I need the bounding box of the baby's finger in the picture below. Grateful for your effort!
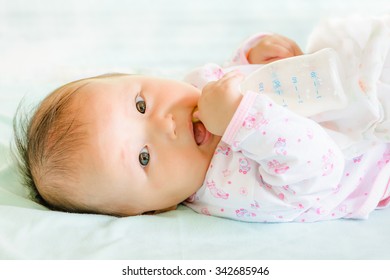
[291,42,303,56]
[221,70,245,81]
[275,35,303,56]
[267,44,293,60]
[223,71,245,94]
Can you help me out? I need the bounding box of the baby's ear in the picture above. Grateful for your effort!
[144,205,177,215]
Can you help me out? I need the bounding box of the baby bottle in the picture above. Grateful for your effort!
[240,48,348,117]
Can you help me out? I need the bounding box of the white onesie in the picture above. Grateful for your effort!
[183,15,390,222]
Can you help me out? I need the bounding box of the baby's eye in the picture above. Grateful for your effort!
[139,146,150,167]
[135,94,146,114]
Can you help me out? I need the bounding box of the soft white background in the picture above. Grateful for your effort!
[1,0,389,141]
[0,0,389,260]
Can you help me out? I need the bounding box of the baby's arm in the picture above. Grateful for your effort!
[199,72,344,187]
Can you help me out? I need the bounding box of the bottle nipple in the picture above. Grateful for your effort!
[192,106,200,123]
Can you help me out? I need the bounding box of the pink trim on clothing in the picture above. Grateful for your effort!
[378,195,390,208]
[378,177,390,208]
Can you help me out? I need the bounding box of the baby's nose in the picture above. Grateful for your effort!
[157,114,177,140]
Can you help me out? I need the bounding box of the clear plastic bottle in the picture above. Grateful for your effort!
[240,48,348,117]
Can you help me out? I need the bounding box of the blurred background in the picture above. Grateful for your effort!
[0,0,389,116]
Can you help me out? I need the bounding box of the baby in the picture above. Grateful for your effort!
[14,16,390,222]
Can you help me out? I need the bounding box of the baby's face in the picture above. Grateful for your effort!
[75,75,220,215]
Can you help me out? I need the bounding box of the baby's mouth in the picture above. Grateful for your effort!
[193,121,207,146]
[192,108,208,146]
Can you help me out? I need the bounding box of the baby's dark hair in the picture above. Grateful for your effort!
[12,73,129,214]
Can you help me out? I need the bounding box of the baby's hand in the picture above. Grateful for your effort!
[247,34,303,64]
[198,71,244,136]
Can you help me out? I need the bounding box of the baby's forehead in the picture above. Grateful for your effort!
[73,74,139,122]
[76,75,131,95]
[72,79,113,105]
[74,79,126,133]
